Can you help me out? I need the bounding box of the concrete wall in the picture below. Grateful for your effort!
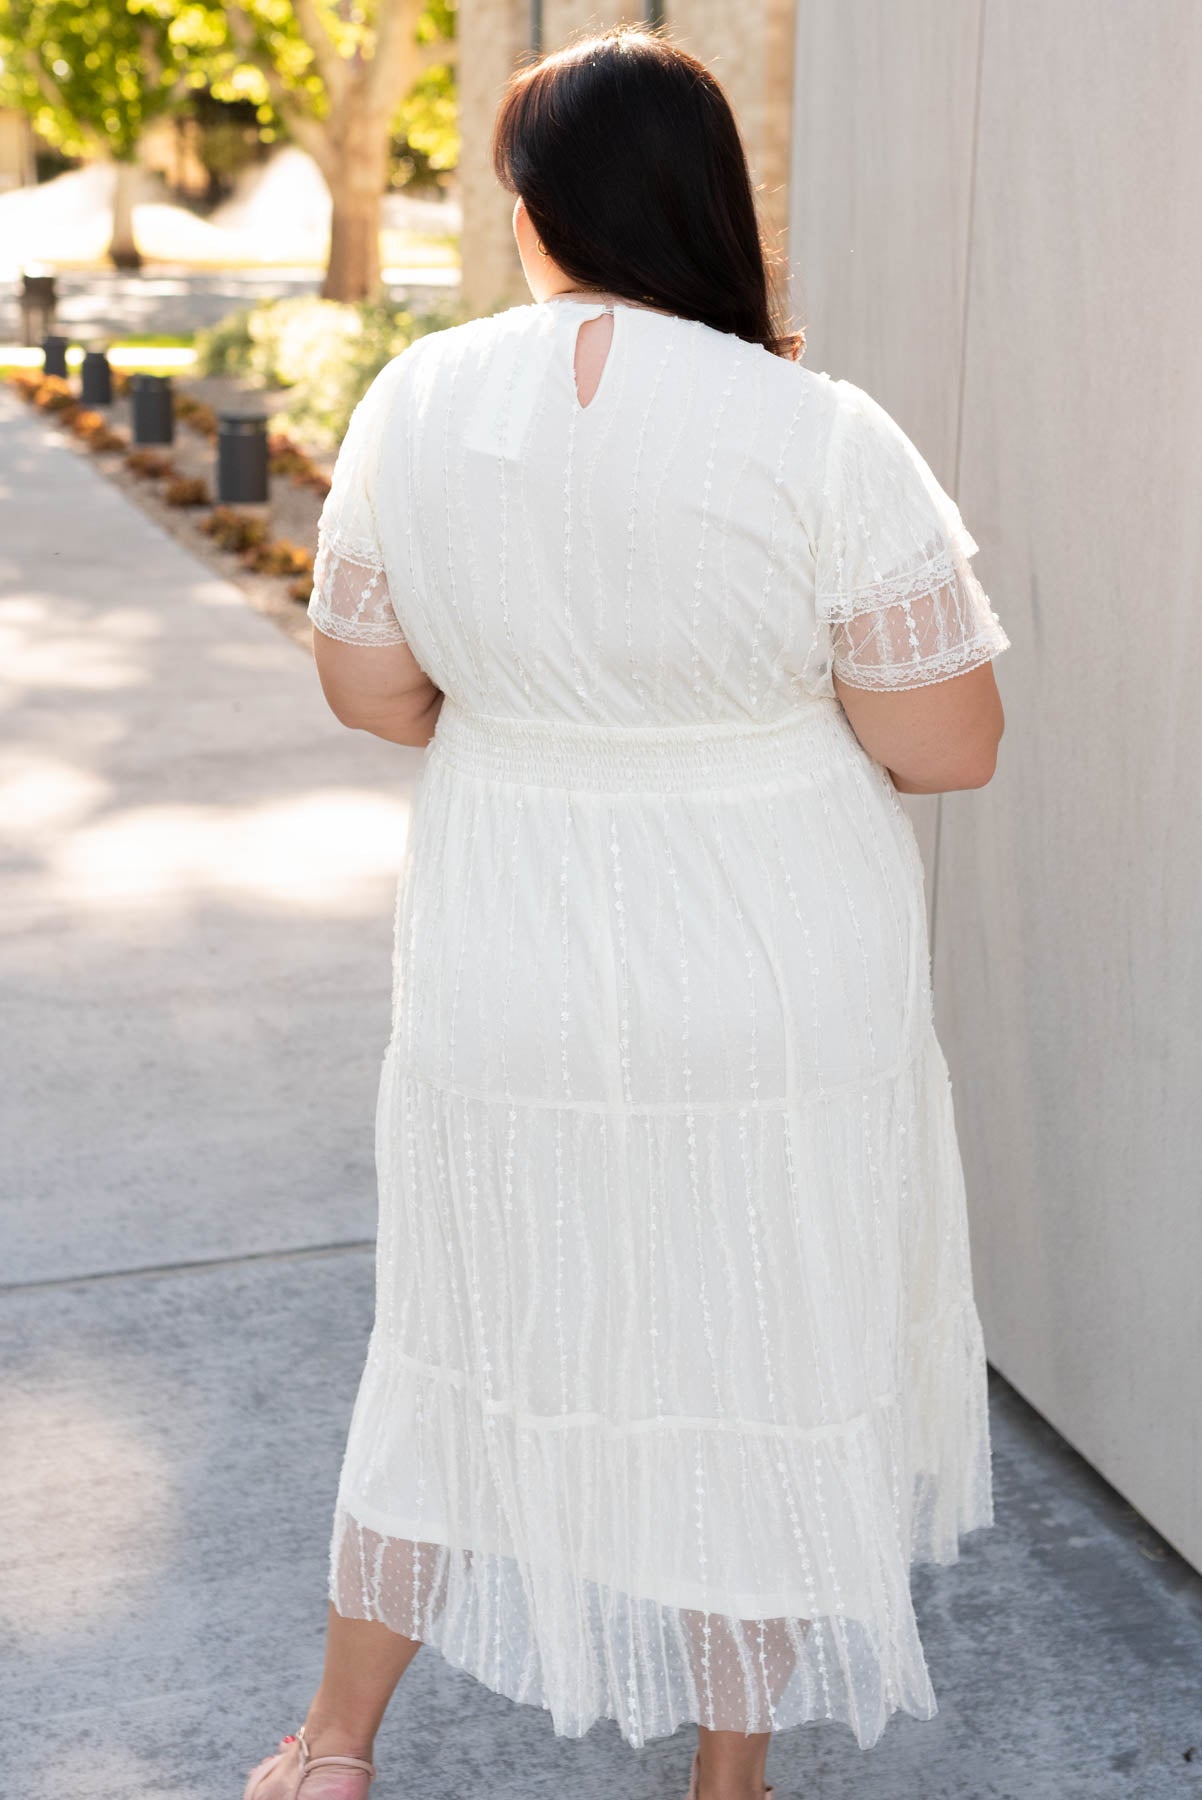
[790,1,1202,1569]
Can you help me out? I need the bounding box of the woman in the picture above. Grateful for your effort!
[244,26,1009,1800]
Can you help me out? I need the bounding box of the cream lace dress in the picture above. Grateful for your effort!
[306,296,1011,1751]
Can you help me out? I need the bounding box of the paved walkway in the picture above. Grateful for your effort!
[2,388,1200,1799]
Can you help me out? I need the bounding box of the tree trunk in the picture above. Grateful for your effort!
[322,177,384,301]
[108,159,143,271]
[321,98,392,302]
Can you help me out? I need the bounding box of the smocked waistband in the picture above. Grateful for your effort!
[428,696,861,794]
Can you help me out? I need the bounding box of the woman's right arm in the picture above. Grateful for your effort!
[835,658,1005,793]
[813,378,1012,791]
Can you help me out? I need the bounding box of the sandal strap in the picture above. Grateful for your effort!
[293,1727,376,1784]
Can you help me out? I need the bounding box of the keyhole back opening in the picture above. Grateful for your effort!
[572,305,616,411]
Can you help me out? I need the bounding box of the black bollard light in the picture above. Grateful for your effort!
[42,335,69,379]
[21,268,58,346]
[131,373,175,445]
[80,349,114,407]
[217,412,269,504]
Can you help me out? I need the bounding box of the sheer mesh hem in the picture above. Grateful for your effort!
[327,1287,992,1750]
[308,532,407,647]
[331,1515,822,1743]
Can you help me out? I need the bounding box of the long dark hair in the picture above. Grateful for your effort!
[492,26,805,361]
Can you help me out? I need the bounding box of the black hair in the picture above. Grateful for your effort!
[492,25,804,360]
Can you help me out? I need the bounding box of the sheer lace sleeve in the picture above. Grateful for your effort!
[814,380,1011,690]
[308,356,408,648]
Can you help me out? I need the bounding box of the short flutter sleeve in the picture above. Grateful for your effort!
[308,356,408,647]
[814,380,1010,690]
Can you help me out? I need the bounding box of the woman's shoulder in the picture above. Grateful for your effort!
[375,305,553,399]
[731,341,845,451]
[408,303,543,362]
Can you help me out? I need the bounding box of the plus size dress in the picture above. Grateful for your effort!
[306,295,1011,1751]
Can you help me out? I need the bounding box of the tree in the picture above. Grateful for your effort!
[0,0,183,268]
[0,0,457,298]
[196,0,456,301]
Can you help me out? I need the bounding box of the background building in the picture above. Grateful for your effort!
[0,107,35,191]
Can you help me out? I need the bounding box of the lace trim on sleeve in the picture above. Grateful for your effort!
[308,531,408,648]
[821,538,1011,691]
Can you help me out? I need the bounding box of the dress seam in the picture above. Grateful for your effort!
[358,1288,981,1440]
[391,1026,931,1116]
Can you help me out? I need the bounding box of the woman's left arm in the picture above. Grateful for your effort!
[306,345,443,745]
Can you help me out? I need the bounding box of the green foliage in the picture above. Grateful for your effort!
[193,306,257,377]
[392,60,457,189]
[194,294,463,448]
[0,0,183,160]
[0,2,459,177]
[171,0,326,140]
[175,0,457,165]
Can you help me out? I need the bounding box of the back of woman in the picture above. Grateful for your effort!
[326,298,837,723]
[244,25,1013,1800]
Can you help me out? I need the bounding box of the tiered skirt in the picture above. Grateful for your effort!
[328,696,994,1749]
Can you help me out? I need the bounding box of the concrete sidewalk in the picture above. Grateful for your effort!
[2,388,1200,1800]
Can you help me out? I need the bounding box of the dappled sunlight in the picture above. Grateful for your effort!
[0,1363,177,1646]
[0,597,155,697]
[49,786,412,914]
[0,747,110,838]
[87,608,167,642]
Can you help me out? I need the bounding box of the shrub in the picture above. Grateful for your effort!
[7,369,42,400]
[175,396,218,438]
[267,431,316,480]
[194,294,463,449]
[164,476,211,507]
[33,375,76,413]
[246,538,314,578]
[70,410,125,452]
[192,307,256,380]
[126,449,174,479]
[289,577,313,604]
[200,506,267,554]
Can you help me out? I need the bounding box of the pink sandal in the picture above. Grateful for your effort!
[684,1746,774,1798]
[242,1723,375,1798]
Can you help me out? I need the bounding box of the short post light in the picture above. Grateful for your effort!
[80,348,114,407]
[217,411,269,505]
[131,374,175,445]
[42,335,69,379]
[20,267,58,346]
